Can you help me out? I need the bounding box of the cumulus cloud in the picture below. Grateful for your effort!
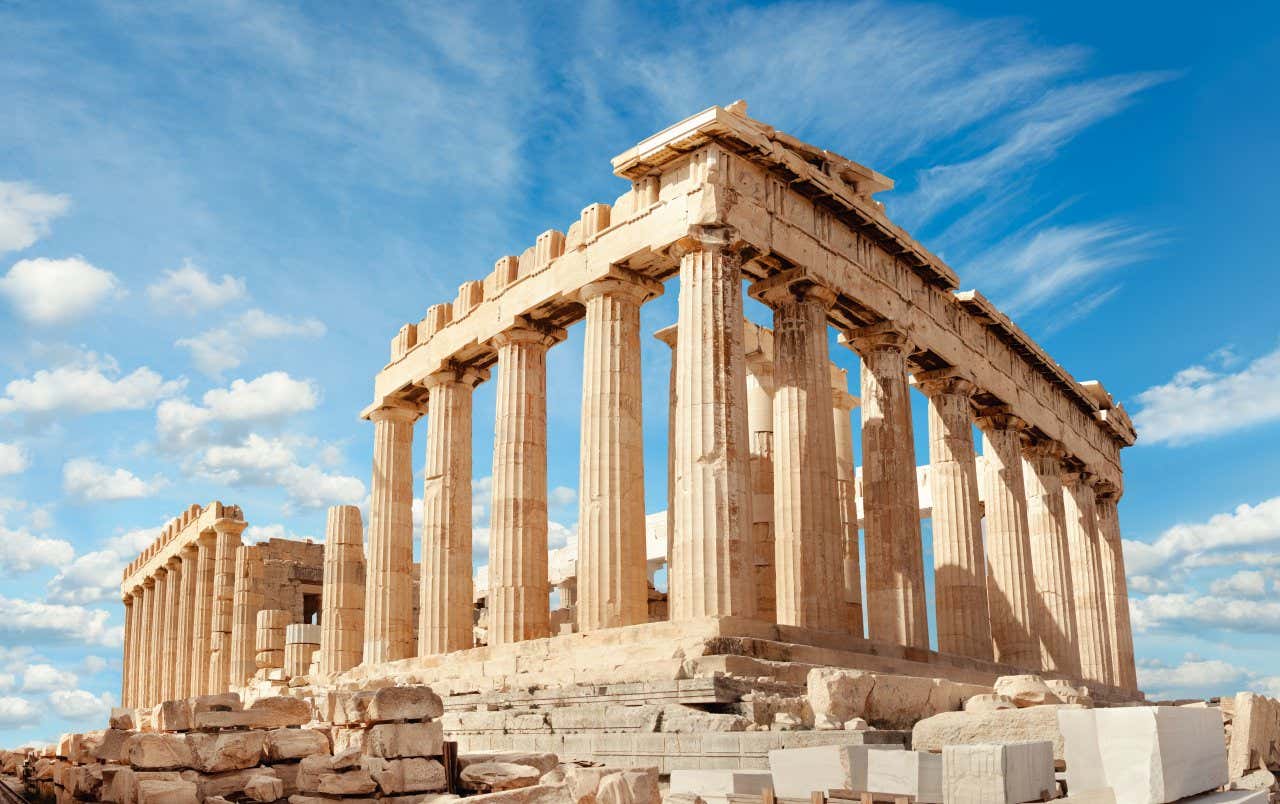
[1124,495,1280,576]
[195,433,363,510]
[0,256,122,324]
[46,527,159,604]
[156,372,319,451]
[549,486,577,508]
[0,181,70,253]
[62,458,166,502]
[0,524,74,575]
[147,260,246,309]
[1209,570,1270,599]
[49,689,113,721]
[177,308,325,376]
[1133,343,1280,446]
[0,442,29,475]
[0,595,122,647]
[1130,592,1280,635]
[0,696,40,727]
[1137,658,1250,692]
[0,350,184,418]
[21,663,77,692]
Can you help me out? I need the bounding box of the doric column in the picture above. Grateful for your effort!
[161,556,182,700]
[1021,439,1080,678]
[917,372,992,661]
[138,578,155,707]
[846,323,928,649]
[669,232,755,620]
[190,532,216,696]
[320,505,366,675]
[1095,482,1138,690]
[488,322,563,645]
[121,592,136,707]
[420,367,484,655]
[576,272,662,632]
[208,518,245,693]
[832,380,864,638]
[745,359,776,623]
[148,568,168,705]
[174,546,197,700]
[654,325,678,577]
[364,400,422,664]
[1062,471,1114,685]
[229,544,263,689]
[752,276,843,633]
[975,410,1039,669]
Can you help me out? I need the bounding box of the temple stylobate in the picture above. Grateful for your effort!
[357,101,1139,695]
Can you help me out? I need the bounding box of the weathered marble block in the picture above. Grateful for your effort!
[941,741,1055,804]
[767,744,903,797]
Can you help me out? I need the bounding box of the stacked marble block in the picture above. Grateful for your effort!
[257,609,290,677]
[284,624,321,679]
[294,685,448,801]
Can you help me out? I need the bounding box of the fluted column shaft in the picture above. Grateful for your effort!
[833,386,865,638]
[655,326,678,579]
[173,547,197,700]
[1022,441,1080,677]
[1095,485,1138,689]
[161,557,182,700]
[489,324,561,645]
[976,414,1039,669]
[138,580,155,707]
[757,280,843,632]
[919,375,992,661]
[149,569,168,705]
[121,593,136,707]
[669,236,755,620]
[1063,473,1113,685]
[229,545,263,688]
[208,520,244,693]
[577,275,660,632]
[746,363,776,623]
[321,505,366,675]
[364,403,421,664]
[420,369,480,655]
[849,326,928,649]
[190,533,216,697]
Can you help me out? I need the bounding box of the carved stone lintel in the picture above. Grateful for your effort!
[749,269,838,310]
[423,363,489,391]
[488,319,567,350]
[578,268,664,305]
[841,320,911,354]
[914,369,977,400]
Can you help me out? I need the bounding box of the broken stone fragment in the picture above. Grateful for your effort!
[124,733,195,771]
[807,668,874,725]
[136,777,199,804]
[110,708,137,731]
[964,694,1017,713]
[185,730,267,773]
[244,773,285,802]
[364,755,449,794]
[993,675,1062,708]
[263,727,330,761]
[363,721,444,759]
[460,761,542,793]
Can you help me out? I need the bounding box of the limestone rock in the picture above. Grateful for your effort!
[1229,692,1280,779]
[599,769,660,804]
[459,752,561,776]
[768,745,905,798]
[137,778,198,804]
[965,694,1017,713]
[845,717,871,731]
[659,705,750,733]
[911,705,1081,762]
[1045,679,1093,707]
[772,712,805,731]
[184,767,281,801]
[244,774,285,802]
[364,721,444,758]
[807,668,874,725]
[460,783,575,804]
[264,728,330,761]
[125,733,195,771]
[192,693,242,714]
[364,686,444,723]
[993,675,1061,708]
[318,768,377,797]
[941,741,1055,804]
[111,708,137,731]
[154,700,193,732]
[461,762,542,793]
[186,730,267,773]
[250,696,312,725]
[364,756,448,794]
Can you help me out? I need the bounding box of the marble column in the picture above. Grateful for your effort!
[190,532,216,697]
[832,381,865,638]
[1021,439,1080,678]
[577,273,661,632]
[321,505,366,675]
[1062,471,1114,686]
[1095,482,1138,690]
[174,546,197,701]
[669,233,756,620]
[161,556,182,700]
[121,592,136,707]
[918,373,992,661]
[746,360,777,623]
[208,519,245,693]
[654,325,678,578]
[420,367,483,655]
[488,322,563,645]
[229,544,263,689]
[149,568,168,705]
[138,578,155,706]
[975,411,1039,669]
[847,324,928,649]
[364,400,422,664]
[755,278,843,632]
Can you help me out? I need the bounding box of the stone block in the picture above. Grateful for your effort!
[669,770,773,796]
[92,729,133,764]
[366,686,445,723]
[1180,792,1269,803]
[994,676,1061,708]
[913,705,1079,762]
[767,744,903,798]
[941,741,1055,804]
[185,730,267,773]
[1228,692,1280,778]
[807,668,874,725]
[249,695,312,725]
[965,694,1016,713]
[364,756,448,794]
[461,761,542,793]
[154,700,193,732]
[125,733,195,771]
[458,752,560,775]
[191,693,242,714]
[245,773,285,802]
[459,782,575,804]
[264,727,330,761]
[865,750,943,803]
[597,769,661,804]
[111,708,137,730]
[136,778,198,804]
[365,721,444,759]
[319,768,379,796]
[183,766,280,801]
[1059,706,1229,803]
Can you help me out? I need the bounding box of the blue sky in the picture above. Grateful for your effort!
[1,0,1278,745]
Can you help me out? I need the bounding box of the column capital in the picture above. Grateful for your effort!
[197,529,218,547]
[831,388,860,411]
[748,269,837,309]
[974,405,1028,433]
[180,543,198,559]
[668,224,742,260]
[423,363,488,391]
[366,397,423,424]
[489,319,567,350]
[142,575,156,588]
[1060,468,1096,489]
[578,267,664,305]
[153,565,168,580]
[653,324,677,349]
[1093,479,1122,501]
[839,320,912,355]
[1019,435,1068,462]
[164,555,182,570]
[212,518,247,537]
[913,367,978,399]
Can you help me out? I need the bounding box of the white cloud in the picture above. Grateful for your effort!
[276,463,365,511]
[157,372,319,450]
[0,350,184,418]
[47,527,159,604]
[0,256,122,324]
[0,595,122,647]
[1133,343,1280,446]
[0,442,29,475]
[1137,658,1249,692]
[49,689,113,721]
[1124,496,1280,576]
[1131,592,1280,635]
[0,673,12,693]
[0,524,74,575]
[80,656,108,675]
[0,696,40,727]
[194,433,363,511]
[21,663,77,692]
[62,457,165,502]
[1209,570,1269,599]
[0,181,70,253]
[147,260,246,309]
[549,486,577,508]
[177,308,325,376]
